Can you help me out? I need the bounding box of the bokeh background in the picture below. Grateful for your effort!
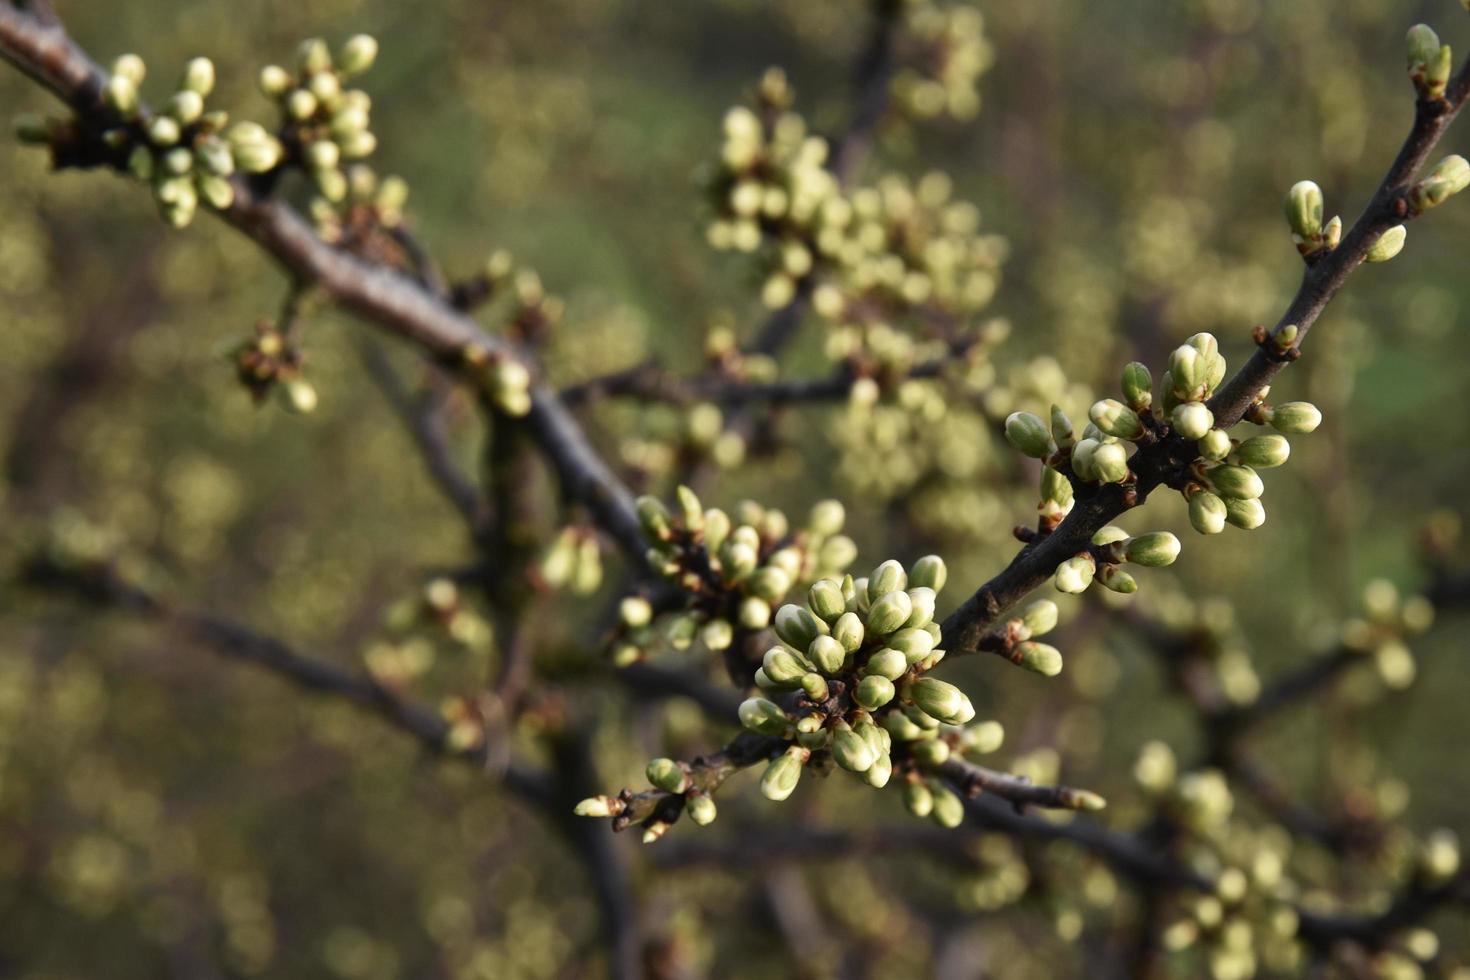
[2,0,1468,977]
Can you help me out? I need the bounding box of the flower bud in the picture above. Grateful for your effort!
[1267,401,1321,434]
[1125,532,1181,567]
[1188,490,1227,535]
[762,647,809,685]
[1224,497,1266,530]
[182,56,216,97]
[259,64,292,97]
[887,627,935,664]
[1284,180,1324,240]
[1171,402,1214,440]
[1122,362,1153,412]
[1407,24,1453,99]
[298,37,333,75]
[686,794,717,826]
[339,34,380,76]
[867,559,908,601]
[646,758,688,794]
[1070,438,1100,481]
[905,588,936,628]
[1411,154,1470,212]
[866,590,913,636]
[1021,600,1059,637]
[931,782,965,828]
[1054,554,1096,594]
[1197,429,1231,461]
[1234,434,1290,468]
[1098,566,1137,594]
[865,648,910,680]
[1366,224,1407,263]
[1089,399,1144,440]
[1210,464,1264,500]
[1092,441,1130,484]
[908,677,975,725]
[1169,345,1209,399]
[1016,641,1063,676]
[904,780,934,817]
[856,674,897,709]
[774,604,827,649]
[112,53,146,85]
[864,751,893,788]
[760,748,806,801]
[800,672,829,702]
[280,377,317,414]
[700,618,732,652]
[739,697,791,736]
[832,724,876,773]
[807,635,846,675]
[104,74,139,115]
[808,579,846,622]
[1005,411,1054,458]
[574,796,621,818]
[1041,466,1073,508]
[1050,404,1075,451]
[910,738,950,767]
[909,554,947,592]
[832,611,865,652]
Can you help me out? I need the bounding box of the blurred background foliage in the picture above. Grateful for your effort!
[1,0,1468,977]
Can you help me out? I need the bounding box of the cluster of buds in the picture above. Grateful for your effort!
[891,2,992,121]
[366,577,493,687]
[1051,526,1181,596]
[461,345,533,417]
[612,491,857,663]
[231,320,316,414]
[309,165,410,245]
[1341,578,1435,690]
[537,526,603,596]
[1157,866,1304,980]
[259,35,380,202]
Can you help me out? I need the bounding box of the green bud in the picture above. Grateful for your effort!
[865,648,910,680]
[930,782,965,828]
[910,738,951,767]
[1125,532,1181,567]
[147,115,181,147]
[574,795,620,818]
[686,794,717,826]
[280,377,316,413]
[298,37,333,75]
[809,580,847,622]
[1224,497,1266,530]
[904,704,942,731]
[1098,566,1138,594]
[1092,441,1130,484]
[800,672,828,702]
[1070,438,1100,481]
[182,56,216,96]
[887,627,935,664]
[904,780,934,817]
[104,74,139,115]
[636,496,673,541]
[1408,25,1453,99]
[339,34,380,76]
[905,587,936,628]
[1284,180,1324,239]
[646,758,688,794]
[1089,399,1144,440]
[738,697,791,737]
[832,611,865,652]
[866,590,913,636]
[197,174,235,211]
[259,64,292,97]
[1411,154,1470,212]
[1054,554,1096,594]
[1121,362,1153,412]
[1021,600,1058,637]
[1366,224,1407,263]
[1267,401,1322,434]
[1050,404,1075,451]
[1188,491,1228,535]
[856,674,897,709]
[1234,434,1290,468]
[884,711,925,741]
[746,566,791,604]
[1197,429,1232,461]
[908,677,975,725]
[1209,464,1264,501]
[762,647,809,685]
[112,53,146,85]
[863,751,893,788]
[1171,402,1214,440]
[832,724,875,773]
[774,604,828,650]
[808,499,846,537]
[807,635,847,675]
[674,485,702,531]
[1169,345,1209,398]
[909,554,947,592]
[867,559,908,601]
[761,748,806,801]
[1015,641,1063,676]
[700,618,732,652]
[1004,411,1055,458]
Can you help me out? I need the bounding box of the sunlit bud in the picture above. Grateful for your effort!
[761,647,808,685]
[162,146,193,175]
[1366,224,1407,262]
[1284,180,1324,239]
[904,704,942,731]
[930,782,965,828]
[112,53,146,85]
[1070,438,1100,481]
[1134,740,1177,793]
[1234,434,1290,468]
[889,627,934,663]
[195,136,234,176]
[832,724,876,773]
[806,635,845,675]
[1098,566,1137,594]
[1188,491,1228,535]
[809,580,847,622]
[1054,554,1096,594]
[1049,404,1075,451]
[909,554,947,592]
[867,590,914,636]
[259,64,292,96]
[148,115,181,146]
[1210,464,1263,500]
[1411,154,1470,212]
[1092,441,1130,484]
[1224,497,1266,530]
[830,611,865,653]
[1197,429,1231,461]
[1015,641,1064,675]
[574,795,622,818]
[646,758,689,794]
[174,57,215,99]
[1111,363,1153,415]
[760,748,806,801]
[908,677,975,725]
[799,671,829,701]
[278,377,317,413]
[700,618,732,651]
[1041,466,1073,509]
[904,780,934,817]
[1407,24,1453,99]
[1266,401,1321,434]
[197,174,234,210]
[819,534,858,572]
[636,495,674,541]
[685,793,717,826]
[104,74,139,115]
[905,588,936,629]
[866,648,910,680]
[863,751,893,788]
[1171,402,1214,440]
[856,674,897,710]
[1005,411,1055,458]
[746,566,791,604]
[666,614,698,651]
[1089,399,1144,440]
[1420,829,1461,884]
[339,34,380,76]
[1125,532,1180,567]
[298,37,333,75]
[910,738,950,767]
[774,604,828,649]
[804,498,845,538]
[619,596,653,629]
[306,138,341,172]
[868,559,908,600]
[1015,600,1056,638]
[733,596,768,630]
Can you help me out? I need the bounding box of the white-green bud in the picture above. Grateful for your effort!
[1070,438,1100,481]
[1411,154,1470,212]
[832,724,875,773]
[1224,497,1266,530]
[1015,641,1063,676]
[762,647,808,685]
[832,611,865,652]
[807,635,846,675]
[1267,401,1321,434]
[687,794,717,826]
[908,677,975,725]
[909,554,947,592]
[761,748,806,801]
[1054,554,1096,594]
[930,782,965,828]
[1188,491,1228,535]
[1005,411,1055,458]
[774,604,827,650]
[904,780,934,817]
[147,115,181,147]
[1125,532,1181,567]
[867,559,907,601]
[800,672,828,702]
[808,580,847,622]
[904,587,936,628]
[808,498,845,537]
[1235,434,1290,468]
[574,795,620,818]
[1021,599,1058,637]
[738,595,771,630]
[1098,565,1138,594]
[1197,429,1232,461]
[1366,225,1407,263]
[1122,362,1153,412]
[887,628,934,664]
[339,34,380,76]
[739,697,791,736]
[181,56,215,96]
[1210,464,1264,500]
[1171,402,1214,441]
[700,618,733,652]
[866,590,913,636]
[865,648,910,680]
[298,37,333,75]
[259,64,292,97]
[112,53,146,85]
[1407,24,1453,99]
[1089,399,1144,440]
[197,174,234,210]
[636,495,673,541]
[646,758,688,794]
[1092,441,1130,484]
[856,674,897,710]
[1050,404,1075,451]
[1284,180,1324,240]
[104,74,139,115]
